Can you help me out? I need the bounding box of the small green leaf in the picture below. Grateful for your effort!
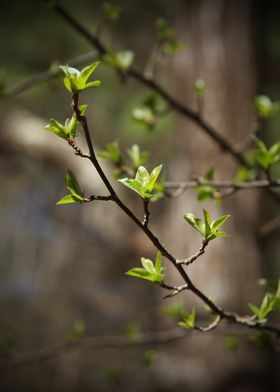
[66,170,83,197]
[142,350,156,368]
[59,62,101,93]
[155,252,162,274]
[254,95,273,118]
[178,307,196,329]
[79,62,99,84]
[127,144,150,169]
[126,254,165,284]
[118,178,143,197]
[147,165,162,192]
[45,119,68,139]
[97,141,124,165]
[195,79,206,97]
[56,194,84,205]
[119,165,163,199]
[141,257,155,274]
[102,2,121,20]
[123,322,141,342]
[211,214,230,230]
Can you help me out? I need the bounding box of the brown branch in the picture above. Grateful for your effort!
[71,93,280,338]
[47,2,245,166]
[177,241,208,266]
[0,328,186,372]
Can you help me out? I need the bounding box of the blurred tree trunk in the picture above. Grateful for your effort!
[156,0,277,390]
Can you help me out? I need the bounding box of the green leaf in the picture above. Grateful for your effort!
[142,350,156,368]
[118,178,143,197]
[59,62,101,93]
[127,144,150,168]
[155,252,162,274]
[178,307,196,329]
[211,214,231,230]
[119,165,163,199]
[126,253,165,284]
[123,322,141,342]
[147,165,162,192]
[102,2,121,20]
[184,211,230,241]
[184,213,205,236]
[97,141,124,165]
[132,107,156,129]
[45,119,68,139]
[79,62,99,85]
[56,194,84,205]
[254,95,273,118]
[66,170,83,197]
[234,166,257,183]
[195,79,206,97]
[203,209,211,237]
[141,257,155,274]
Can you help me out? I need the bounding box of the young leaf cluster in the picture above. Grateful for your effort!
[119,165,163,199]
[194,167,221,203]
[126,252,165,284]
[184,209,230,241]
[249,280,280,321]
[251,136,280,170]
[45,105,87,140]
[178,307,196,329]
[155,18,184,55]
[57,170,84,205]
[60,62,101,94]
[132,93,167,131]
[254,95,280,118]
[103,50,134,72]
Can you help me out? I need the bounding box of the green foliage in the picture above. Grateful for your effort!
[251,135,280,170]
[223,334,238,349]
[178,307,196,329]
[45,105,87,139]
[127,144,150,170]
[60,62,101,94]
[57,170,84,204]
[254,95,280,118]
[142,350,156,368]
[119,164,163,199]
[102,2,120,20]
[234,165,257,183]
[184,209,230,242]
[97,141,124,166]
[249,331,276,350]
[161,301,184,319]
[103,50,134,71]
[195,79,206,97]
[194,167,221,203]
[155,18,184,55]
[249,280,280,321]
[132,93,167,130]
[126,252,165,284]
[123,322,141,342]
[66,320,86,342]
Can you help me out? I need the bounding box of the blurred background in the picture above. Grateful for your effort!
[0,0,280,391]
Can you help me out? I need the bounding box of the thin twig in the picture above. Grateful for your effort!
[3,51,97,99]
[177,241,208,266]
